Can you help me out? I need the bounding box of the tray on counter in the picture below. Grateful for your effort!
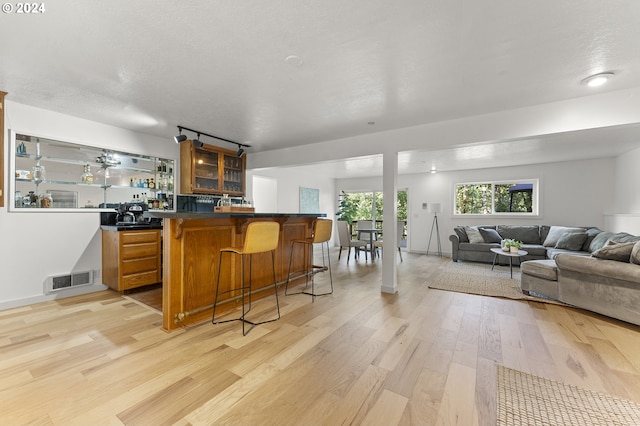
[214,206,256,213]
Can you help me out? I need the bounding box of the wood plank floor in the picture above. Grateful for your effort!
[1,251,639,425]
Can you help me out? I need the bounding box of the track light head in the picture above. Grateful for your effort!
[237,147,245,157]
[174,134,187,144]
[193,133,204,148]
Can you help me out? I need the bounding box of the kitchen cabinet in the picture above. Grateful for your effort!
[102,229,162,291]
[180,141,245,196]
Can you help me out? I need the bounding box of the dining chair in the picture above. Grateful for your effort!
[337,221,368,263]
[374,221,405,262]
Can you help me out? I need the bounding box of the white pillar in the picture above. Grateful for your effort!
[381,151,398,294]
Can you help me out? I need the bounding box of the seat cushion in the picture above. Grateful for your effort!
[521,259,558,281]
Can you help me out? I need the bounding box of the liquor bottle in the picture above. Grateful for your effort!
[81,164,94,183]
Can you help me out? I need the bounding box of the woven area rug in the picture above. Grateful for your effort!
[497,365,640,425]
[428,261,560,304]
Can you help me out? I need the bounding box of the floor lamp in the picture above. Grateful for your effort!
[427,203,442,256]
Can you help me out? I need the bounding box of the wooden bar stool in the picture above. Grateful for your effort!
[212,221,281,336]
[285,218,333,301]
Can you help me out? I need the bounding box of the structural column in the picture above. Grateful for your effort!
[381,151,398,294]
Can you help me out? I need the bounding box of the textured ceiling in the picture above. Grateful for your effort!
[1,0,640,176]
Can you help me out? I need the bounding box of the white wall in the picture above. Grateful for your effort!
[247,168,336,244]
[337,157,616,255]
[1,101,178,309]
[608,146,640,234]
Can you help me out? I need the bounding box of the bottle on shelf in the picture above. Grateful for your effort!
[81,164,94,183]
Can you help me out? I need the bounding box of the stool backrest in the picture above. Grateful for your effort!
[312,219,333,243]
[243,221,280,254]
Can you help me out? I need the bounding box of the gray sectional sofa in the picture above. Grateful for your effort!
[449,225,602,263]
[449,225,640,326]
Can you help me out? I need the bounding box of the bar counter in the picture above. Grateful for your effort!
[146,211,325,331]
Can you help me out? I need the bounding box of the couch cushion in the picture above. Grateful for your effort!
[464,226,484,244]
[454,226,469,243]
[632,241,640,265]
[543,226,585,247]
[459,242,501,252]
[583,227,603,252]
[589,231,615,252]
[546,248,590,259]
[591,240,635,262]
[521,259,558,281]
[479,227,502,243]
[609,232,640,244]
[555,232,588,251]
[497,225,541,244]
[521,244,547,257]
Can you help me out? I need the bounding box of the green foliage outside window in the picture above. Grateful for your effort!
[337,190,408,222]
[456,182,534,214]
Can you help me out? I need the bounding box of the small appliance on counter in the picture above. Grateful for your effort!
[100,202,162,228]
[116,202,149,225]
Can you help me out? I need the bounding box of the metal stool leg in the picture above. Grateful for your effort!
[212,250,280,336]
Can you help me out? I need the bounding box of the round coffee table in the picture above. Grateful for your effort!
[490,247,528,278]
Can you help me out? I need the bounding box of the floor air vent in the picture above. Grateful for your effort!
[45,270,94,294]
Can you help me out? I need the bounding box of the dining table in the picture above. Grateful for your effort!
[357,228,379,260]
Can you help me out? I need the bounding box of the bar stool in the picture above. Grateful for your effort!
[285,218,333,301]
[212,221,281,336]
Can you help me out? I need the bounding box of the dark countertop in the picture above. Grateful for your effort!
[101,223,164,231]
[144,211,326,219]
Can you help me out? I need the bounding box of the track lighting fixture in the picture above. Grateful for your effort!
[173,126,250,154]
[193,133,204,148]
[174,128,187,143]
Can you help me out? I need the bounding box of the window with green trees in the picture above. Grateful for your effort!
[455,181,537,215]
[336,190,407,223]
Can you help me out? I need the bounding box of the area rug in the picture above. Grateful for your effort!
[428,261,560,304]
[497,365,640,425]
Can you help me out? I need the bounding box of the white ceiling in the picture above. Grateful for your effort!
[2,0,640,178]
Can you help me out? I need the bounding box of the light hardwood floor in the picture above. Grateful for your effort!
[1,252,639,425]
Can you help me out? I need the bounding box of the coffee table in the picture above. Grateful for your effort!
[490,247,528,278]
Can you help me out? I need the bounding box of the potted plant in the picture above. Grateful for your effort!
[503,239,523,253]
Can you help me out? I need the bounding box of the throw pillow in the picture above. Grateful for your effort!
[479,227,502,243]
[454,226,469,243]
[589,231,614,252]
[464,226,485,244]
[555,232,588,251]
[591,240,635,262]
[631,241,640,265]
[543,226,585,247]
[582,227,603,251]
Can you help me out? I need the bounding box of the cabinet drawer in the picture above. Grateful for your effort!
[121,231,159,245]
[121,243,158,260]
[121,270,160,290]
[122,257,158,275]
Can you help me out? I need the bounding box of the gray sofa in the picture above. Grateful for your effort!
[449,225,602,263]
[450,225,640,326]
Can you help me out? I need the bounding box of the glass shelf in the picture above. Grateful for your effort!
[10,132,176,211]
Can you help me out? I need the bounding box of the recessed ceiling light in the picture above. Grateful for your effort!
[285,55,303,66]
[430,166,437,174]
[581,72,615,87]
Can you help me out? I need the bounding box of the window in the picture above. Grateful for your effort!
[454,180,538,215]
